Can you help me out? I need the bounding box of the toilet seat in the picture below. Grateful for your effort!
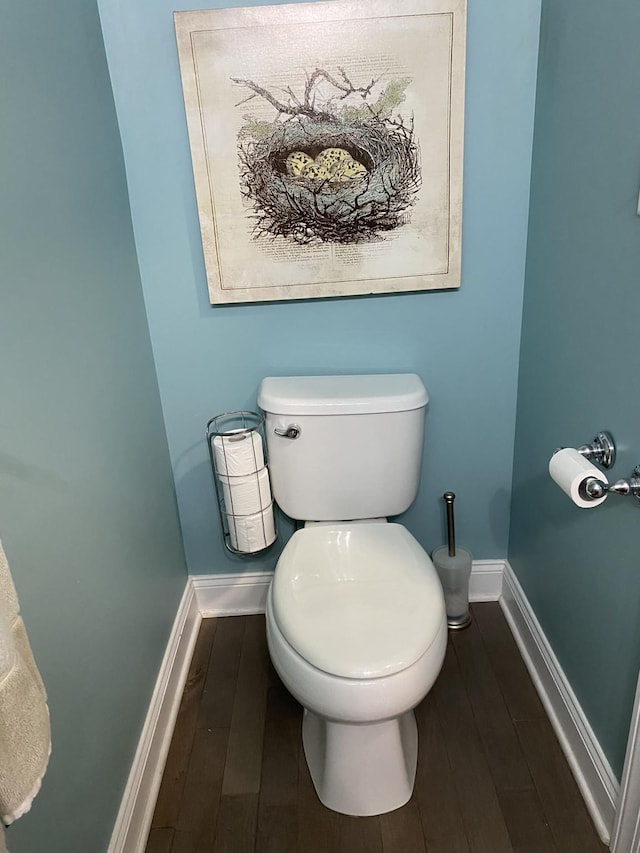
[272,523,444,680]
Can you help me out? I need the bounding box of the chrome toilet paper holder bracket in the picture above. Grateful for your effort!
[554,431,615,468]
[582,466,640,503]
[575,431,616,469]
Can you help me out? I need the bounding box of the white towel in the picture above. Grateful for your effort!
[0,545,19,627]
[0,608,14,683]
[0,539,50,828]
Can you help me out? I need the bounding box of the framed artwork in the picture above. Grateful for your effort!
[174,0,466,304]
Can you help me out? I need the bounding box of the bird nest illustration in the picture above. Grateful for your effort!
[234,69,421,245]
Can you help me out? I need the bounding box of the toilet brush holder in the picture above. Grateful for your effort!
[432,492,472,630]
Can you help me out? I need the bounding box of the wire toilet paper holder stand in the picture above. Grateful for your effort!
[206,411,278,555]
[553,431,640,503]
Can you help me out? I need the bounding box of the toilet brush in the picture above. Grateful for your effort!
[432,492,472,630]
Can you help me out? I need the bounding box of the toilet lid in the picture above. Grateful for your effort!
[272,523,445,679]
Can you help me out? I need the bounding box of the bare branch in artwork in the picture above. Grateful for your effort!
[234,92,259,108]
[232,77,319,118]
[283,86,303,108]
[304,67,379,104]
[234,67,384,122]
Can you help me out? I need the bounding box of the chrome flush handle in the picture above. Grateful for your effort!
[274,423,301,440]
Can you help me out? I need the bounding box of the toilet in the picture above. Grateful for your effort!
[257,374,447,817]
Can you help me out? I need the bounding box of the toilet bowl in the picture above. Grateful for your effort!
[266,521,447,816]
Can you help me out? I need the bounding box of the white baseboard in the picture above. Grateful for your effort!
[191,571,273,616]
[611,672,640,852]
[108,581,201,853]
[500,561,618,845]
[190,558,504,618]
[469,559,504,602]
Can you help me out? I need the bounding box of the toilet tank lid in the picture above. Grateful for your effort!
[258,374,428,416]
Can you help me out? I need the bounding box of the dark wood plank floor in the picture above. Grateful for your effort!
[146,603,609,853]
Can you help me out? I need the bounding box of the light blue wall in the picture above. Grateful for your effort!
[97,0,542,574]
[0,1,187,851]
[510,0,640,777]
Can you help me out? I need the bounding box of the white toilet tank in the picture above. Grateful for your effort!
[258,374,428,521]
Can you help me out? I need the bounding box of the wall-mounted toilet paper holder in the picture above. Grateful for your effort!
[554,431,640,503]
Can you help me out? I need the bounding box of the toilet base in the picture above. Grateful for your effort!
[302,707,418,816]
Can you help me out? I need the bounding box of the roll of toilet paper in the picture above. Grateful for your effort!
[220,467,273,517]
[549,447,608,508]
[213,431,264,476]
[226,504,276,553]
